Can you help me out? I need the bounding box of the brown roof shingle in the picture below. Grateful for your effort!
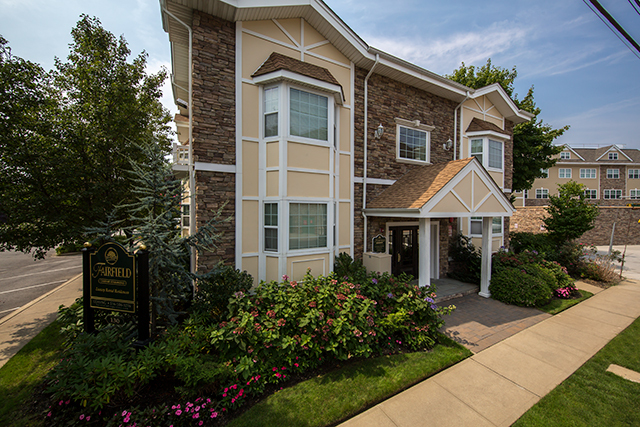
[367,158,474,209]
[466,117,506,134]
[252,52,341,87]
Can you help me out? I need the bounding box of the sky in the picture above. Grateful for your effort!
[1,0,639,149]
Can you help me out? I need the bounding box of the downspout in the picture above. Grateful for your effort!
[363,54,380,254]
[162,3,196,282]
[453,91,470,161]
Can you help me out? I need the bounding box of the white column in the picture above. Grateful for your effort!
[419,217,431,287]
[479,216,493,298]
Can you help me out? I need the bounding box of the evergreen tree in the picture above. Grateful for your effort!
[543,181,599,244]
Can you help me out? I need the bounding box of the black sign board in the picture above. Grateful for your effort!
[372,234,386,253]
[90,242,136,313]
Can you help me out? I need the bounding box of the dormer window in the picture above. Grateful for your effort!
[609,152,618,160]
[469,138,504,171]
[560,152,570,160]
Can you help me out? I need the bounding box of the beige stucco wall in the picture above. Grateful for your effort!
[239,17,353,282]
[243,256,259,287]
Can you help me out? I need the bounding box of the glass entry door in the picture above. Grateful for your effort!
[390,226,419,278]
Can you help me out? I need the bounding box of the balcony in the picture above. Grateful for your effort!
[172,143,189,178]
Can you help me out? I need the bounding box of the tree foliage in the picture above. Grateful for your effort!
[543,181,599,243]
[0,16,172,258]
[446,59,568,193]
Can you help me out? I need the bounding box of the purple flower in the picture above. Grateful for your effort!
[372,278,378,284]
[387,293,394,299]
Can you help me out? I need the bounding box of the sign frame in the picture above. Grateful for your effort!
[89,242,136,314]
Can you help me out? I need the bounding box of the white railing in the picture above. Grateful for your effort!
[172,143,189,165]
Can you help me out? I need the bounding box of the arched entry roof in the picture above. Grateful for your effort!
[364,157,514,218]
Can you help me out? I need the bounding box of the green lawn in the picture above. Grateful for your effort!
[513,316,640,426]
[537,290,593,315]
[229,336,470,427]
[0,320,65,427]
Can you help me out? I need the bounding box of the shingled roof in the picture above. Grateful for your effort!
[368,158,474,210]
[252,52,341,87]
[466,117,507,135]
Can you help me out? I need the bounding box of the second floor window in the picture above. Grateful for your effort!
[559,168,572,179]
[398,126,428,162]
[584,189,597,199]
[607,169,620,179]
[604,189,622,199]
[264,87,279,137]
[541,169,549,178]
[630,169,640,179]
[470,138,504,171]
[290,88,328,141]
[580,168,597,179]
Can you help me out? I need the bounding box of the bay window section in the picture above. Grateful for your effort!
[290,88,328,141]
[264,87,279,138]
[488,140,503,169]
[289,203,327,250]
[264,203,278,252]
[470,139,483,165]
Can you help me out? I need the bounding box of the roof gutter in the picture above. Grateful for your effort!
[161,1,196,284]
[362,54,380,254]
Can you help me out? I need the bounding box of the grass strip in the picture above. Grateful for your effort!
[0,320,65,427]
[513,316,640,426]
[229,336,471,427]
[537,290,593,315]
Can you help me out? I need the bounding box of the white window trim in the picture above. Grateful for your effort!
[536,188,549,199]
[469,217,503,237]
[467,134,507,173]
[560,152,571,159]
[630,189,640,200]
[607,168,620,179]
[287,201,331,253]
[609,152,618,160]
[580,168,597,179]
[629,169,640,180]
[541,169,549,178]
[584,189,597,199]
[263,202,279,252]
[559,168,572,179]
[604,189,622,199]
[395,118,434,165]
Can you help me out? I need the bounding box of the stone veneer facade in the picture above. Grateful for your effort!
[192,12,236,271]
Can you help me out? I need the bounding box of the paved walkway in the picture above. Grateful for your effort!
[0,274,82,369]
[340,279,640,427]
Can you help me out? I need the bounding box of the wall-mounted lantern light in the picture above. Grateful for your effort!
[374,123,384,140]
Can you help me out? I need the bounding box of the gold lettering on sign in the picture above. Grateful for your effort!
[91,262,133,282]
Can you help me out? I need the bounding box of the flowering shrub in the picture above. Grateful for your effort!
[45,270,454,426]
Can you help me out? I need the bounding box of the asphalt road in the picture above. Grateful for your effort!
[0,250,82,320]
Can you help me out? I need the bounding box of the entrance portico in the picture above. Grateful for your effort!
[364,157,514,297]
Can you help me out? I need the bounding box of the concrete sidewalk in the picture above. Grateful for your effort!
[0,274,82,369]
[340,279,640,427]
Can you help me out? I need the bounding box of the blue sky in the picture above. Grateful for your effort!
[1,0,639,149]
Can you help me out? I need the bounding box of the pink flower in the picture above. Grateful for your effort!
[176,410,182,416]
[47,412,52,417]
[211,411,218,418]
[86,416,90,421]
[80,415,85,420]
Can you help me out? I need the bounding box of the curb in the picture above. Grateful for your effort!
[0,273,82,327]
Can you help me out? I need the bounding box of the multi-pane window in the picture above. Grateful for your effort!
[559,168,572,178]
[541,169,549,178]
[584,189,597,199]
[471,139,484,165]
[290,88,328,141]
[181,204,190,228]
[264,203,278,251]
[536,188,549,199]
[630,190,640,200]
[289,203,327,250]
[560,152,570,159]
[470,217,502,235]
[488,140,503,169]
[607,169,620,179]
[629,169,640,179]
[580,168,597,179]
[609,152,618,160]
[524,190,529,199]
[604,189,622,199]
[264,87,279,137]
[398,126,428,162]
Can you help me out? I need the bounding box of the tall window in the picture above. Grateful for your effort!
[580,168,596,179]
[559,168,572,178]
[264,203,278,251]
[607,169,620,179]
[604,189,622,199]
[290,88,328,141]
[398,126,428,161]
[609,152,618,160]
[629,169,640,179]
[488,140,503,169]
[470,139,484,165]
[536,188,549,199]
[264,87,279,137]
[584,189,597,199]
[560,152,570,159]
[289,203,327,250]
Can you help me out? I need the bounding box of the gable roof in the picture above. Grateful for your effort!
[160,0,532,123]
[365,157,514,218]
[557,145,640,163]
[252,52,340,86]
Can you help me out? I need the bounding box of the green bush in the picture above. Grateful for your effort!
[333,252,367,282]
[191,263,254,323]
[489,266,552,307]
[509,232,553,255]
